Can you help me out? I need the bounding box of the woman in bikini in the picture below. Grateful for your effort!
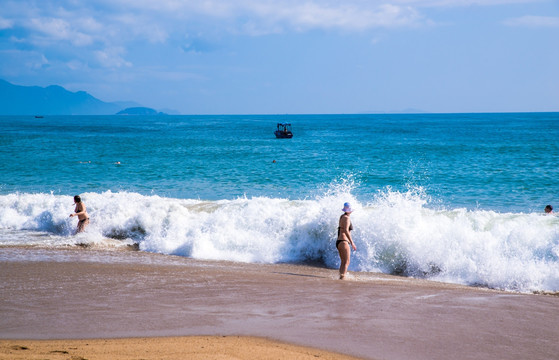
[337,202,356,279]
[70,195,89,233]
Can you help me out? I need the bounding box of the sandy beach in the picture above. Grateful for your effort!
[1,248,558,360]
[0,336,362,360]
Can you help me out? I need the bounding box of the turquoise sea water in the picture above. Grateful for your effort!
[1,113,558,292]
[2,113,558,211]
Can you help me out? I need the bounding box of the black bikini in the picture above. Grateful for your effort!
[75,204,88,223]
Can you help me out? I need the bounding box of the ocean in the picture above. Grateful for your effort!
[1,113,558,293]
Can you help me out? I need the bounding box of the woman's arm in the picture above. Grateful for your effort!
[70,204,85,217]
[347,233,356,251]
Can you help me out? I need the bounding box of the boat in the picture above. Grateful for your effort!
[274,123,293,138]
[34,115,44,118]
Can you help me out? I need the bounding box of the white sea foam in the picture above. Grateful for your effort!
[1,189,558,293]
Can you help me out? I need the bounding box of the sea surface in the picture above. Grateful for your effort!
[1,113,558,292]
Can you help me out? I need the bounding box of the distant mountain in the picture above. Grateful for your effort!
[117,107,166,115]
[0,79,142,115]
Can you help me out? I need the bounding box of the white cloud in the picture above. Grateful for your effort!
[66,60,89,71]
[29,17,94,46]
[4,0,552,37]
[9,36,26,43]
[91,0,430,34]
[133,23,168,43]
[392,0,543,6]
[102,0,542,34]
[95,47,132,68]
[7,0,548,48]
[503,15,559,27]
[112,13,168,43]
[77,17,104,33]
[245,3,424,32]
[27,54,49,70]
[0,18,14,29]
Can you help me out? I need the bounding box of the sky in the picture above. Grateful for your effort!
[0,0,558,114]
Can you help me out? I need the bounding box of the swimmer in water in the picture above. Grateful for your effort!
[70,195,89,233]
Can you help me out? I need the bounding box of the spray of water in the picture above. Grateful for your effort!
[1,183,558,293]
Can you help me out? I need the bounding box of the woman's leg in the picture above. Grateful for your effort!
[77,219,89,233]
[337,242,351,279]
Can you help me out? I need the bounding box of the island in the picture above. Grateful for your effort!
[116,107,166,115]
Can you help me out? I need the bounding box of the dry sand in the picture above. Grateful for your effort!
[1,248,558,360]
[0,336,363,360]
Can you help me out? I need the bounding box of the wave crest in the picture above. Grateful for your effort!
[1,190,558,292]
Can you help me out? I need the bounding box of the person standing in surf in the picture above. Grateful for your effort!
[70,195,89,233]
[337,202,356,279]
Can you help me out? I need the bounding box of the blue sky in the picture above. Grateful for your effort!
[0,0,558,114]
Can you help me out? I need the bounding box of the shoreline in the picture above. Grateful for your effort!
[1,248,558,360]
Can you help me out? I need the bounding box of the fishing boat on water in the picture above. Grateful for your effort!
[274,123,293,138]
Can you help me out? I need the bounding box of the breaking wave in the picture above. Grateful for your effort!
[1,187,558,293]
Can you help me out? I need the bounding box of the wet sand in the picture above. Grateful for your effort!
[0,248,558,360]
